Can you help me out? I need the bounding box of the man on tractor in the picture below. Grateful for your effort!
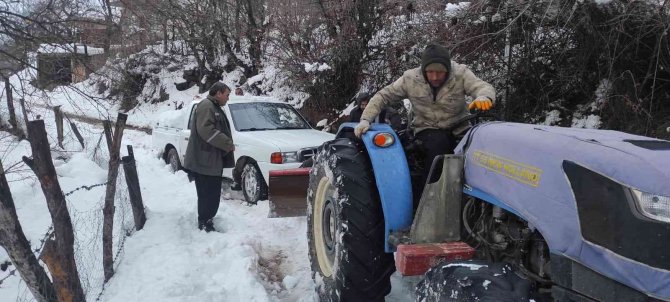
[354,43,496,194]
[304,42,670,302]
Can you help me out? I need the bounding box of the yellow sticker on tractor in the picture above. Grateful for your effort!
[471,150,543,187]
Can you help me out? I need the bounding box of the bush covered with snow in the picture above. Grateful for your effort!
[91,48,188,111]
[444,0,669,137]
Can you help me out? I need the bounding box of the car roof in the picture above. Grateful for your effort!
[228,95,284,104]
[191,94,284,105]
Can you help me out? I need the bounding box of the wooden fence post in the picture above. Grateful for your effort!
[4,78,17,130]
[70,122,85,149]
[19,98,29,139]
[102,113,127,282]
[103,120,113,154]
[122,145,146,230]
[53,106,64,148]
[66,114,85,149]
[23,120,85,302]
[0,159,57,302]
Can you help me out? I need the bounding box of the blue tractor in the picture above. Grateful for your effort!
[305,115,670,301]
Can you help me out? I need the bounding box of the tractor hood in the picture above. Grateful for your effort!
[455,122,670,300]
[485,124,670,195]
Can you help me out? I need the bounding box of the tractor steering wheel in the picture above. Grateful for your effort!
[398,110,501,150]
[448,111,502,132]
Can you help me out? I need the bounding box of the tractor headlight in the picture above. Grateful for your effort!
[373,133,395,148]
[631,189,670,223]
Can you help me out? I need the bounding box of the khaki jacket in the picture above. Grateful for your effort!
[361,62,495,133]
[183,96,235,176]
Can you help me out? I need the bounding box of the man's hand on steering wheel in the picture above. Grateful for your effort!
[468,97,493,111]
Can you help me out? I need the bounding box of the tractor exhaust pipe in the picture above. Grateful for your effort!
[410,155,464,244]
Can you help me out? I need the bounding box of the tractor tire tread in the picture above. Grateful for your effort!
[308,138,395,302]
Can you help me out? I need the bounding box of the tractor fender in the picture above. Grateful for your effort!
[337,123,414,252]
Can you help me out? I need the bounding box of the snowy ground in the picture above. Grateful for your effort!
[0,58,416,301]
[0,105,414,301]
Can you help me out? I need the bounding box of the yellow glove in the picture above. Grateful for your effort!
[468,97,493,111]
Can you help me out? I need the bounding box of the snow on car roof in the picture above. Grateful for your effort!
[227,95,283,104]
[191,94,284,105]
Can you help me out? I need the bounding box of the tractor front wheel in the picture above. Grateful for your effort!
[307,138,395,301]
[416,260,533,301]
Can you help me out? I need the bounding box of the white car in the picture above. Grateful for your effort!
[152,95,335,203]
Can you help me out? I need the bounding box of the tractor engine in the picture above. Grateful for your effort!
[462,197,552,287]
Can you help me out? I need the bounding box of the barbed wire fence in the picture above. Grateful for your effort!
[68,121,137,300]
[71,170,135,300]
[3,174,135,302]
[2,116,138,301]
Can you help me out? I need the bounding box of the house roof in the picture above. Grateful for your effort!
[37,43,105,56]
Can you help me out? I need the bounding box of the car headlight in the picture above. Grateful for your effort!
[281,151,299,163]
[631,189,670,223]
[270,151,299,164]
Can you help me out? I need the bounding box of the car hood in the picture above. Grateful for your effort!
[234,129,335,151]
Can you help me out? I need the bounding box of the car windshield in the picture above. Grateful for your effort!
[228,102,311,131]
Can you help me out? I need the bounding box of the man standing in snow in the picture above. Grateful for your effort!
[354,44,495,193]
[184,82,235,232]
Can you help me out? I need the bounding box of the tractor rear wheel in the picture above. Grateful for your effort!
[307,138,395,301]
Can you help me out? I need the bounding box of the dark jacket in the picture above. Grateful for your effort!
[349,106,365,123]
[350,92,387,123]
[183,96,235,176]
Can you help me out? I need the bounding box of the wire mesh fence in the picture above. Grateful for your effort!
[7,172,134,302]
[2,124,136,301]
[70,171,135,300]
[4,172,135,302]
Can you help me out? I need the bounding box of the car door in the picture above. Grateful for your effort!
[220,105,237,179]
[179,104,197,163]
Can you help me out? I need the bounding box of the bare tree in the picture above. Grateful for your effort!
[133,0,270,91]
[268,0,395,119]
[0,160,57,302]
[23,120,86,302]
[102,114,127,282]
[3,76,18,131]
[99,0,116,54]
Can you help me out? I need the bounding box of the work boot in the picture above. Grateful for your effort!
[198,219,216,233]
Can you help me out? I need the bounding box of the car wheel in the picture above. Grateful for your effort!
[166,148,181,173]
[241,162,268,204]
